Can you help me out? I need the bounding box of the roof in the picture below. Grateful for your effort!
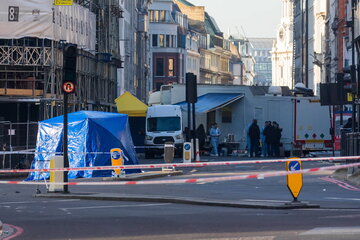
[176,93,244,113]
[176,0,194,6]
[248,38,275,49]
[114,91,148,117]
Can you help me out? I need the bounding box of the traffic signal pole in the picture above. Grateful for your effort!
[62,43,77,193]
[63,92,69,193]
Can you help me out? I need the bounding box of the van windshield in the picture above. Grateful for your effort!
[147,117,181,132]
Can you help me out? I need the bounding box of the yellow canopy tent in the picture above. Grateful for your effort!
[114,91,148,117]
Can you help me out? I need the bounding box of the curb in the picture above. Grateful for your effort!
[34,192,320,210]
[333,168,360,186]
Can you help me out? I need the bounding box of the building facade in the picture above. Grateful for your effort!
[229,36,256,86]
[272,0,294,88]
[118,0,152,102]
[250,38,275,86]
[148,0,189,91]
[293,0,327,95]
[0,0,120,123]
[176,0,233,85]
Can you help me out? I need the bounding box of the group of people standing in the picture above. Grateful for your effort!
[247,119,282,157]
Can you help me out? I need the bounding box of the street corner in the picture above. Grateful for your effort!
[0,221,24,240]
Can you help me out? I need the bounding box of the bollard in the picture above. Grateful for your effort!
[48,156,64,193]
[195,138,200,162]
[190,138,194,161]
[111,148,124,177]
[183,142,192,163]
[163,142,175,171]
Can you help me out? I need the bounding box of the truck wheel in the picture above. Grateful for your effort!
[145,150,154,159]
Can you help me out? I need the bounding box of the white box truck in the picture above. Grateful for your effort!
[144,105,184,158]
[251,94,333,156]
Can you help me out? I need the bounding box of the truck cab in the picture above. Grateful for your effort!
[144,105,184,158]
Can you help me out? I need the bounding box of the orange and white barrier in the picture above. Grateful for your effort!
[0,155,359,174]
[0,161,360,185]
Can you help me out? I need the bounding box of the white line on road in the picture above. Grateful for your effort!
[241,199,288,203]
[325,197,360,201]
[0,199,80,205]
[300,226,360,235]
[60,203,172,211]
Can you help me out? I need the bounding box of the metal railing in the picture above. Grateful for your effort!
[0,121,38,169]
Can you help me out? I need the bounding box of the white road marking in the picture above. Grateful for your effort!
[0,199,80,205]
[300,226,360,235]
[60,203,172,211]
[325,197,360,201]
[241,199,288,203]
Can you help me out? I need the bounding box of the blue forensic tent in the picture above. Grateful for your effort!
[176,93,244,112]
[28,111,140,180]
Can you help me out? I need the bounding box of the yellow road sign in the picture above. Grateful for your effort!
[54,0,73,6]
[286,158,303,200]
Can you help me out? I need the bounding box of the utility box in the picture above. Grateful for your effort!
[164,142,175,164]
[48,156,64,193]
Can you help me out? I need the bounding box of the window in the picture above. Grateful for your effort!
[222,107,232,123]
[152,34,158,47]
[168,58,174,76]
[159,34,164,47]
[147,117,181,132]
[149,10,154,22]
[166,35,170,47]
[160,10,166,22]
[155,58,164,76]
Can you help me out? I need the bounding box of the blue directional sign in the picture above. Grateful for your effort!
[184,143,191,150]
[289,161,301,171]
[111,150,121,160]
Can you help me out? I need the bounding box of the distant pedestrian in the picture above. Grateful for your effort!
[248,119,260,157]
[196,124,207,150]
[261,121,271,157]
[272,121,282,157]
[210,123,221,156]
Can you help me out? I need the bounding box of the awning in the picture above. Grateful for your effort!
[114,92,148,117]
[176,93,244,113]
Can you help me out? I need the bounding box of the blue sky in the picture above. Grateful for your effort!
[188,0,282,38]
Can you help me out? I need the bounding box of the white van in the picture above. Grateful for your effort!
[144,105,184,158]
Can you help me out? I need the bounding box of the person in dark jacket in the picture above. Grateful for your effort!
[196,124,207,150]
[248,119,260,157]
[272,121,282,157]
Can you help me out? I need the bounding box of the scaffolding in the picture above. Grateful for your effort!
[0,0,121,122]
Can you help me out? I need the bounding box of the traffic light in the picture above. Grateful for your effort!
[63,44,77,85]
[342,65,356,94]
[186,73,197,103]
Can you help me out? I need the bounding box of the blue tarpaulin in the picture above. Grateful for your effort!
[27,111,140,180]
[176,93,244,113]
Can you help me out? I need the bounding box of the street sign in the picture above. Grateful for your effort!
[54,0,73,5]
[183,142,192,163]
[111,148,123,176]
[286,158,303,201]
[63,82,75,93]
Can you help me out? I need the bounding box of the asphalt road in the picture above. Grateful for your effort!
[1,156,360,240]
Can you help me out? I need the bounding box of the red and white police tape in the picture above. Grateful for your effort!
[0,161,360,185]
[0,155,359,173]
